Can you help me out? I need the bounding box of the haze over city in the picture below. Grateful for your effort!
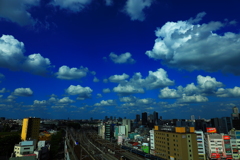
[0,0,240,119]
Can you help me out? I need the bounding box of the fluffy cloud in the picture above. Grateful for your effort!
[102,88,111,93]
[0,73,5,79]
[0,35,53,76]
[56,65,88,80]
[113,68,174,95]
[197,75,223,93]
[159,75,223,99]
[216,87,240,97]
[124,0,153,21]
[105,0,113,6]
[58,97,75,103]
[120,96,137,102]
[34,100,48,105]
[113,84,144,95]
[159,87,181,99]
[94,99,116,106]
[109,73,129,83]
[97,93,102,98]
[109,52,135,64]
[0,88,7,93]
[0,0,39,26]
[146,12,240,75]
[13,88,33,97]
[144,68,174,89]
[93,77,99,82]
[51,0,92,12]
[23,53,52,76]
[178,94,208,103]
[103,79,108,83]
[66,85,92,100]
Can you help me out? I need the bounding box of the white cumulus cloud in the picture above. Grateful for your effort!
[58,97,75,103]
[51,0,92,12]
[93,77,99,82]
[13,88,33,97]
[94,99,116,106]
[216,87,240,97]
[159,87,181,99]
[109,73,129,83]
[113,84,144,95]
[178,94,208,103]
[0,0,39,26]
[0,35,53,76]
[56,65,88,80]
[197,75,223,93]
[103,88,111,93]
[109,52,135,64]
[145,12,240,75]
[66,85,92,100]
[124,0,153,21]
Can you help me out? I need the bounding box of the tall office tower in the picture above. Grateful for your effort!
[220,117,233,134]
[136,114,140,122]
[154,125,199,160]
[21,117,40,141]
[105,116,108,121]
[110,116,113,120]
[153,111,158,124]
[122,119,131,136]
[191,115,195,121]
[142,112,147,125]
[232,106,239,119]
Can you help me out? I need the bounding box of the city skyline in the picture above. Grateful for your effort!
[0,0,240,119]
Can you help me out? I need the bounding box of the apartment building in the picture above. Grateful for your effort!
[154,125,199,160]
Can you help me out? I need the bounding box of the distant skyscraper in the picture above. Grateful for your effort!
[232,106,239,119]
[142,112,147,125]
[110,116,113,120]
[136,114,140,122]
[153,111,158,124]
[191,115,195,121]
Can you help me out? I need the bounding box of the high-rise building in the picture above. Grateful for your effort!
[21,117,40,141]
[195,131,206,160]
[136,114,140,122]
[191,115,195,121]
[153,111,158,124]
[154,125,199,160]
[142,112,147,125]
[232,106,239,119]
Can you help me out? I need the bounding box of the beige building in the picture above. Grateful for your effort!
[21,117,40,141]
[154,125,199,160]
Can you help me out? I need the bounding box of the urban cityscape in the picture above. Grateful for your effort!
[0,106,240,159]
[1,0,240,160]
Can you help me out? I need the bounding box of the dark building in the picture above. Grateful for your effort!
[211,118,221,133]
[232,119,240,130]
[142,112,147,125]
[153,111,158,124]
[220,117,233,134]
[136,114,140,122]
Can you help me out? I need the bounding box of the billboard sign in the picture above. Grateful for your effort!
[223,135,230,140]
[206,127,217,133]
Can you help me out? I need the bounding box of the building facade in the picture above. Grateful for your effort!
[21,118,40,141]
[154,125,199,160]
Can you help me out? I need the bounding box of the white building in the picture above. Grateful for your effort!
[14,141,35,157]
[98,124,105,139]
[149,129,155,155]
[195,131,206,160]
[122,119,131,134]
[205,134,225,159]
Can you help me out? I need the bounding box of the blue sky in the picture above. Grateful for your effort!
[0,0,240,120]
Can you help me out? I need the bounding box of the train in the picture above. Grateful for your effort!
[121,146,166,160]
